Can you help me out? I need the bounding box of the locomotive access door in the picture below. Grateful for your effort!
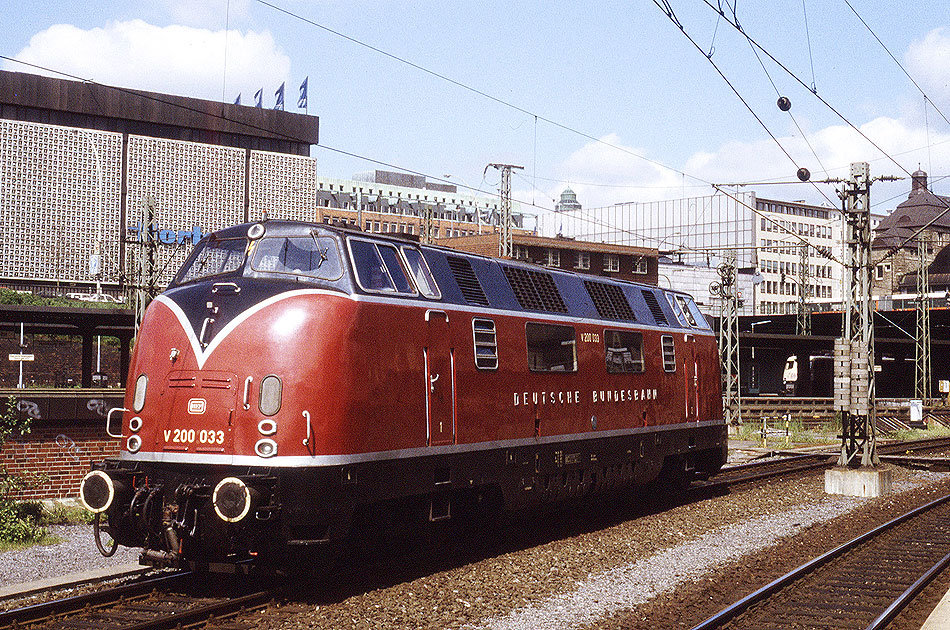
[424,310,456,446]
[683,335,699,422]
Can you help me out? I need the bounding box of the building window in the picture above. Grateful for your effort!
[604,253,620,273]
[545,249,560,267]
[633,256,647,274]
[513,245,529,260]
[575,251,590,270]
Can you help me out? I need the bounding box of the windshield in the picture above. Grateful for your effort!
[250,234,343,280]
[175,237,247,284]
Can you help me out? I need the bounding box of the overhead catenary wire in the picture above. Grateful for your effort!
[0,53,690,253]
[3,55,809,265]
[252,0,712,190]
[651,0,840,211]
[3,7,939,279]
[665,1,950,270]
[801,0,818,93]
[843,0,950,130]
[696,0,914,180]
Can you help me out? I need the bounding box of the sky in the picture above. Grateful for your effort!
[3,1,950,225]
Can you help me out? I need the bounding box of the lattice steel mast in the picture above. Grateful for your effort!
[915,237,931,402]
[486,163,523,257]
[834,163,878,467]
[127,196,159,337]
[797,244,811,336]
[711,251,741,425]
[420,201,435,245]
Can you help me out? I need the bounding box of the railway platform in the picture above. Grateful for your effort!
[0,563,145,600]
[922,587,950,629]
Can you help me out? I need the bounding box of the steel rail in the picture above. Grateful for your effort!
[865,549,950,630]
[116,587,278,630]
[697,436,950,492]
[689,493,950,630]
[0,571,191,627]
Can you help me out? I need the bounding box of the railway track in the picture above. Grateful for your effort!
[699,435,950,492]
[4,437,948,630]
[0,570,284,630]
[690,493,950,630]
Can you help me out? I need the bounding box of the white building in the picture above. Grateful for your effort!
[538,191,842,316]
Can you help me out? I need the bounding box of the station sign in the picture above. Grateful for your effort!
[9,353,35,361]
[127,223,208,246]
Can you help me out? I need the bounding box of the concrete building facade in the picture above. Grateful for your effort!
[0,70,519,296]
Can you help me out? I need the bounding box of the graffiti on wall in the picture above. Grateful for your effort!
[55,433,85,464]
[16,399,41,419]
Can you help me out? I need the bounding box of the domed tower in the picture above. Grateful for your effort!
[910,169,928,197]
[555,187,582,213]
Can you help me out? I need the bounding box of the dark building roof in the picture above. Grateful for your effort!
[898,242,950,292]
[0,69,318,155]
[873,170,950,250]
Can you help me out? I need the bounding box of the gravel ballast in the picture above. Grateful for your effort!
[2,467,949,630]
[0,524,140,587]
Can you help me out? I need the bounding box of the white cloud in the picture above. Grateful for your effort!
[537,117,950,216]
[158,0,251,30]
[906,27,950,108]
[3,19,291,106]
[520,134,690,212]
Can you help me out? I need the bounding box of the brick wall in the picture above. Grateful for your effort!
[1,421,120,500]
[0,332,122,388]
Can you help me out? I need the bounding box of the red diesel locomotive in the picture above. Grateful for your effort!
[80,220,726,570]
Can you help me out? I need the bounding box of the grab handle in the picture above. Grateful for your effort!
[302,410,312,448]
[107,407,129,439]
[243,376,253,410]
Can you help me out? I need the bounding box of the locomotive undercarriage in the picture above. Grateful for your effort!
[83,423,726,572]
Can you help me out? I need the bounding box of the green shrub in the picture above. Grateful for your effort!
[0,478,47,546]
[0,396,48,545]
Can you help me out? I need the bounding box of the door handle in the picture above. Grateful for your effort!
[430,373,439,392]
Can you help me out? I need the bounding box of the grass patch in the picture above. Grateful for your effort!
[0,531,64,553]
[736,415,841,447]
[40,501,95,526]
[889,423,950,443]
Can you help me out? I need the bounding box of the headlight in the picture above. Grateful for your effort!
[126,435,142,453]
[133,374,148,412]
[213,477,255,522]
[255,438,278,458]
[80,470,121,513]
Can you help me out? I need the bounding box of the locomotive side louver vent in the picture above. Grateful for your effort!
[502,266,568,313]
[447,256,490,306]
[642,290,669,326]
[584,281,636,321]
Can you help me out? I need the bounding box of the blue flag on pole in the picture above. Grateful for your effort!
[274,82,285,111]
[234,93,241,105]
[298,77,308,109]
[254,88,263,108]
